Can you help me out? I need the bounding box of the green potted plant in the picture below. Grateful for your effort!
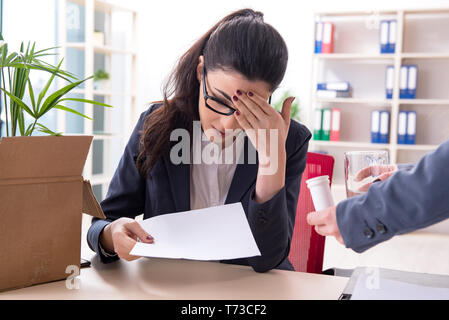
[93,68,110,91]
[0,37,111,291]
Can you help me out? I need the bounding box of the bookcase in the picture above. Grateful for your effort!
[57,0,138,201]
[309,8,449,198]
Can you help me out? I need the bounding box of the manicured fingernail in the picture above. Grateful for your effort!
[146,235,153,241]
[248,92,254,97]
[235,110,240,116]
[236,90,242,96]
[233,95,238,102]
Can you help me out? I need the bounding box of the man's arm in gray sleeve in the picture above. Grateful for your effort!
[336,138,449,253]
[397,163,415,171]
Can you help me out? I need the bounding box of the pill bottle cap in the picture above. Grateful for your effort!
[306,175,330,189]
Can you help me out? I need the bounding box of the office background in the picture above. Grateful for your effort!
[1,0,448,276]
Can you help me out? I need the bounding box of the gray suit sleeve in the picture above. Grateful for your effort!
[336,139,449,253]
[397,163,415,171]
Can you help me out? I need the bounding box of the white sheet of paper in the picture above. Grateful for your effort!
[352,273,449,300]
[129,202,261,261]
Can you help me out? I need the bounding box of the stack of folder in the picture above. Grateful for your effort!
[315,22,335,54]
[380,20,397,54]
[397,111,416,144]
[316,82,351,98]
[314,108,341,141]
[385,65,418,99]
[371,110,390,143]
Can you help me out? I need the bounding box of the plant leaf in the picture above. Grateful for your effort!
[58,97,114,108]
[34,46,60,55]
[35,123,62,136]
[27,78,36,113]
[10,62,75,83]
[18,110,25,136]
[6,52,18,65]
[0,87,35,118]
[37,76,92,118]
[25,123,34,136]
[54,105,93,120]
[36,58,63,110]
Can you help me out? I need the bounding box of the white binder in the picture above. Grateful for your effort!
[388,20,397,53]
[397,111,407,144]
[385,66,394,99]
[315,22,323,53]
[371,110,380,143]
[380,20,389,53]
[406,111,417,144]
[379,111,390,143]
[407,65,418,99]
[400,65,408,98]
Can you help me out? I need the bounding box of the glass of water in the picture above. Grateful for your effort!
[344,150,389,198]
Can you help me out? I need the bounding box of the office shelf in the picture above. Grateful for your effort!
[59,0,139,201]
[310,140,390,149]
[396,144,438,151]
[310,8,449,185]
[66,42,137,55]
[314,53,395,60]
[72,88,137,97]
[398,99,449,105]
[315,97,392,105]
[402,52,449,59]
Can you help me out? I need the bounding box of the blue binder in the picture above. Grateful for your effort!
[400,65,408,99]
[379,111,390,143]
[387,20,397,53]
[385,66,394,99]
[315,22,323,53]
[317,82,350,92]
[397,111,407,144]
[371,110,380,143]
[407,65,418,99]
[380,20,389,54]
[406,111,417,144]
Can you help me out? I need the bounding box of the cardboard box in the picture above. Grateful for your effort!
[0,135,106,292]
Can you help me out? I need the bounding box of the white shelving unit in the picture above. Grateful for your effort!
[58,0,139,201]
[310,8,449,190]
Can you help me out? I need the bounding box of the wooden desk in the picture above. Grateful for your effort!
[0,256,348,300]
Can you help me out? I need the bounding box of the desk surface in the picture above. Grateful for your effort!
[0,256,348,300]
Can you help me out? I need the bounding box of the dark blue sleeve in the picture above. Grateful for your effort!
[87,106,154,263]
[337,138,449,253]
[245,123,311,272]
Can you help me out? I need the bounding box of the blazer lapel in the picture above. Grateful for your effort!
[225,136,259,204]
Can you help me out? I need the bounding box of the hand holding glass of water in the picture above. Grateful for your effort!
[344,150,390,198]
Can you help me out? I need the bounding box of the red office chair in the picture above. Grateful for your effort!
[288,152,335,274]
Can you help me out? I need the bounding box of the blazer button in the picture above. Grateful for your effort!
[376,222,387,234]
[257,209,266,216]
[363,227,375,239]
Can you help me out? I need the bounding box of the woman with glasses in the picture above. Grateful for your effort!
[87,8,311,273]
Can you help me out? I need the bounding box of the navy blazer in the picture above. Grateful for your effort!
[87,103,311,273]
[337,137,449,253]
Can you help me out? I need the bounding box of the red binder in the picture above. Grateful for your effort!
[322,22,334,54]
[330,108,341,141]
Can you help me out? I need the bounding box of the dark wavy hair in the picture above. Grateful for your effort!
[136,8,288,178]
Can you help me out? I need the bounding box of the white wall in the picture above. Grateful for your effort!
[107,0,449,127]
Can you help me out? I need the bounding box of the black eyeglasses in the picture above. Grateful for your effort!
[202,66,236,116]
[202,66,272,116]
